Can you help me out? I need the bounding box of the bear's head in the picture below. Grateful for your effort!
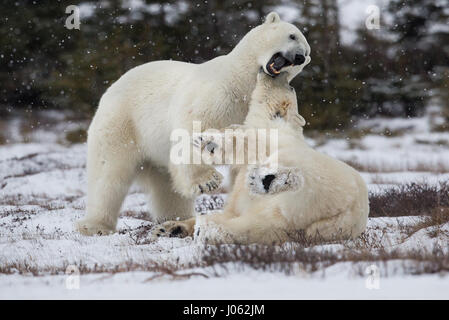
[247,12,311,81]
[252,70,299,117]
[245,70,306,130]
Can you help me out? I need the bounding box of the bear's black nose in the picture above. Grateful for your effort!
[262,174,276,192]
[294,54,306,65]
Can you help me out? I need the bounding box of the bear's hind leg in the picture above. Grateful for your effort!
[194,208,290,245]
[305,211,361,241]
[76,138,138,236]
[136,165,194,223]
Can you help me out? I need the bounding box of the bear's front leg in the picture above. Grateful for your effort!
[169,163,223,197]
[194,209,291,245]
[192,124,249,166]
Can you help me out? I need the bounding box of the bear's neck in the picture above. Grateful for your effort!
[225,40,261,99]
[245,105,306,143]
[245,101,271,127]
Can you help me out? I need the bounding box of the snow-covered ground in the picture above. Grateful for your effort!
[0,110,448,299]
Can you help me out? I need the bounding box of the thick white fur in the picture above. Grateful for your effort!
[195,73,369,244]
[76,12,311,235]
[156,72,369,244]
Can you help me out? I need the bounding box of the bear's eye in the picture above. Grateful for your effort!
[289,34,297,41]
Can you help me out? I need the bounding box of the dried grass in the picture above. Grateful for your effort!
[369,182,449,217]
[344,159,449,173]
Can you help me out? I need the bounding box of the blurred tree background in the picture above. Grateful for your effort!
[0,0,448,130]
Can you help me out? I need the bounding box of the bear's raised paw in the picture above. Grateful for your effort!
[247,166,303,195]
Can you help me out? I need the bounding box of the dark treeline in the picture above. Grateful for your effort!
[1,0,448,129]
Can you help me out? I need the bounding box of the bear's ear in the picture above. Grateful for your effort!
[264,12,281,24]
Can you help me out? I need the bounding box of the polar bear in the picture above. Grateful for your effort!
[153,71,369,244]
[75,12,311,235]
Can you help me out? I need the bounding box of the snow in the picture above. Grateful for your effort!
[337,0,395,45]
[1,110,448,299]
[2,272,449,300]
[270,0,394,45]
[317,125,449,191]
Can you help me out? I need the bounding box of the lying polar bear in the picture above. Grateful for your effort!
[76,12,311,236]
[153,71,369,244]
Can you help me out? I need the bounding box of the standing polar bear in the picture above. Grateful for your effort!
[154,71,369,244]
[76,12,311,235]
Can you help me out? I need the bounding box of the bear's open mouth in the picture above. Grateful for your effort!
[266,52,294,76]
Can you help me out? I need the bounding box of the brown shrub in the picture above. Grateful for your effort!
[343,159,449,173]
[369,182,449,217]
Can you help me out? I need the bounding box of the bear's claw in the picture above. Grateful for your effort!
[192,169,223,195]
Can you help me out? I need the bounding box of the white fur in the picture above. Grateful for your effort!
[76,12,311,235]
[194,72,369,244]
